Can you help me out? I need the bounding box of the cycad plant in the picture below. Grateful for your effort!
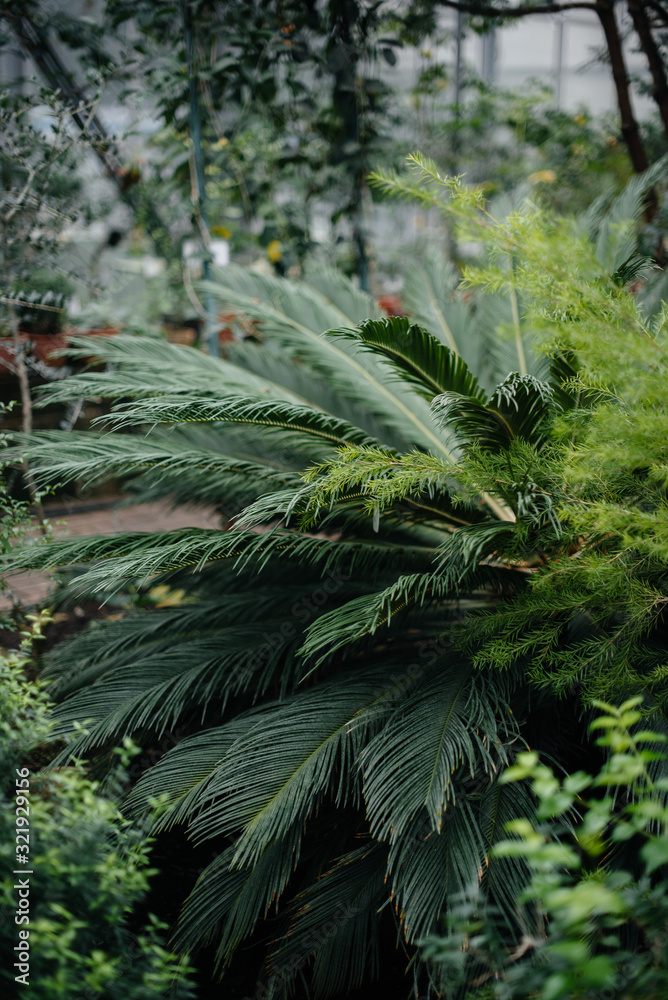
[6,156,668,997]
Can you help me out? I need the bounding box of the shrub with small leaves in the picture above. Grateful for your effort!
[423,698,668,1000]
[0,616,197,999]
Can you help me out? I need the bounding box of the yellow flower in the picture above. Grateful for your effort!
[267,240,283,262]
[528,170,557,184]
[211,225,232,239]
[212,137,229,150]
[573,114,587,125]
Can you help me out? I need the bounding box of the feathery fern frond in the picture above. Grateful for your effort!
[369,153,485,215]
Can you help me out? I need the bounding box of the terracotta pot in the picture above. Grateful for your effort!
[165,326,197,346]
[28,333,68,367]
[377,294,404,316]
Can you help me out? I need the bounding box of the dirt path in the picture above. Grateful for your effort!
[1,500,219,609]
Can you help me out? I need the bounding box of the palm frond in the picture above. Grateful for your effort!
[331,316,484,403]
[361,664,515,845]
[174,827,303,973]
[4,526,439,596]
[585,153,668,272]
[225,339,409,449]
[37,334,299,405]
[303,264,388,326]
[432,373,556,452]
[187,670,395,865]
[435,521,520,584]
[267,843,387,999]
[45,623,301,757]
[205,268,454,457]
[96,395,378,451]
[124,712,276,830]
[478,778,533,930]
[13,430,299,493]
[388,796,485,942]
[298,573,464,670]
[401,250,472,356]
[474,292,548,389]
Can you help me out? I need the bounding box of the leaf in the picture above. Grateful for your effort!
[205,267,455,457]
[267,843,387,999]
[432,372,556,452]
[361,663,515,843]
[174,825,303,972]
[187,670,395,866]
[331,316,484,403]
[641,836,668,874]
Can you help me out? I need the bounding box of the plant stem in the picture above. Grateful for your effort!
[7,302,44,528]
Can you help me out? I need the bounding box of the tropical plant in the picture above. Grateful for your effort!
[0,408,32,623]
[423,698,668,999]
[4,155,668,995]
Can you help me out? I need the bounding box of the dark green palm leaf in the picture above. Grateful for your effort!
[331,316,485,403]
[361,664,516,844]
[432,372,557,452]
[267,843,387,999]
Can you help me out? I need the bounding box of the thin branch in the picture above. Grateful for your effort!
[0,297,65,314]
[1,166,38,225]
[435,0,600,17]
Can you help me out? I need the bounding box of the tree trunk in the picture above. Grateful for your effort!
[627,0,668,143]
[596,0,649,174]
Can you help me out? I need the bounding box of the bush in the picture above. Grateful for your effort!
[0,615,196,999]
[423,699,668,999]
